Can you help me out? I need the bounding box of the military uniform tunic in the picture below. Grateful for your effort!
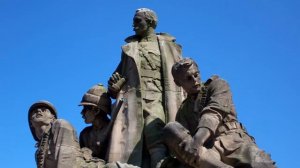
[80,125,109,159]
[138,34,166,151]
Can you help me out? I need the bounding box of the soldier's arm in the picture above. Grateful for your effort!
[202,78,232,117]
[79,128,88,148]
[193,113,221,148]
[178,114,219,166]
[51,119,81,168]
[107,52,127,99]
[193,78,231,146]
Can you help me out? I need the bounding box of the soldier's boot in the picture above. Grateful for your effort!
[149,144,168,168]
[163,122,233,168]
[236,145,276,168]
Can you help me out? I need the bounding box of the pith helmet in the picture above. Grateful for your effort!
[28,100,57,141]
[80,84,111,114]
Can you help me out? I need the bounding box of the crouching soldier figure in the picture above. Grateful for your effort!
[162,58,275,168]
[79,84,139,168]
[28,100,139,168]
[28,100,107,168]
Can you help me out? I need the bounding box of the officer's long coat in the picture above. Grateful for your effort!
[107,33,185,166]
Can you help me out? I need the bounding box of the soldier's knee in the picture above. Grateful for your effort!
[163,122,190,142]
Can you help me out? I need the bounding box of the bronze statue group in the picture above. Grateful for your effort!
[28,8,276,168]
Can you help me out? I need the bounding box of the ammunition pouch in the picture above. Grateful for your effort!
[217,121,246,135]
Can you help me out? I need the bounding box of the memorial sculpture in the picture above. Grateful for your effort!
[162,58,276,168]
[107,8,185,168]
[28,8,276,168]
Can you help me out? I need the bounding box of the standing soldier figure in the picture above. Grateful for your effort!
[107,8,185,168]
[162,58,276,168]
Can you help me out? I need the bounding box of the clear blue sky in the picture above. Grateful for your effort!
[1,1,299,167]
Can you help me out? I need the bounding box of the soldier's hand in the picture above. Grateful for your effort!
[108,72,126,91]
[179,139,200,166]
[108,72,126,98]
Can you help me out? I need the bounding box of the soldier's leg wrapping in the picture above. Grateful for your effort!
[163,122,233,168]
[232,143,276,168]
[143,99,168,168]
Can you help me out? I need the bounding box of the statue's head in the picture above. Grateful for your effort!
[133,8,158,37]
[28,101,57,141]
[172,58,202,95]
[79,84,111,124]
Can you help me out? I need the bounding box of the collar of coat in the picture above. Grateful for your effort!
[124,32,176,43]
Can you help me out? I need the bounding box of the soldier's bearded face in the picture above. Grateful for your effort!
[177,65,201,95]
[30,108,54,127]
[133,13,149,37]
[81,106,96,124]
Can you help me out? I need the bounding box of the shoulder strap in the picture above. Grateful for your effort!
[193,84,208,113]
[36,131,50,168]
[193,76,216,113]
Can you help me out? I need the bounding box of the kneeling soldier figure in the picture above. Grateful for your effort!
[162,58,275,168]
